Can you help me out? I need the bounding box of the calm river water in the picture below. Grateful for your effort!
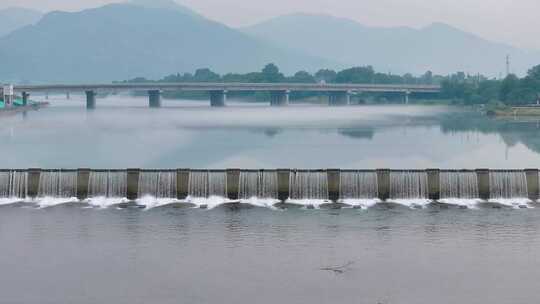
[1,95,540,169]
[1,96,540,304]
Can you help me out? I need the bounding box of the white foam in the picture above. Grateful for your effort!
[137,195,181,210]
[240,197,280,209]
[34,197,79,208]
[339,198,381,209]
[0,197,24,206]
[438,198,483,209]
[387,199,432,209]
[285,199,332,209]
[488,198,532,209]
[186,196,231,209]
[86,197,129,209]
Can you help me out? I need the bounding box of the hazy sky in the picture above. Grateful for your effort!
[2,0,539,50]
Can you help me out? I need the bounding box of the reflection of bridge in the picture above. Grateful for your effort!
[3,83,441,109]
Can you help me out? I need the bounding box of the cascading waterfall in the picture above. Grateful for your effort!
[288,171,329,208]
[389,171,430,207]
[37,170,78,207]
[339,171,379,208]
[439,171,481,208]
[489,171,530,207]
[238,171,278,208]
[138,171,177,198]
[239,171,278,199]
[137,171,178,209]
[87,171,128,207]
[0,171,27,204]
[187,171,227,209]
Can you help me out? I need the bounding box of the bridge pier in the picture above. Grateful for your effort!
[85,91,96,109]
[270,90,290,106]
[148,90,162,108]
[22,92,30,106]
[405,91,410,104]
[328,91,351,106]
[210,90,227,107]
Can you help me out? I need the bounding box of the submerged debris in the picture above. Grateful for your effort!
[320,261,355,274]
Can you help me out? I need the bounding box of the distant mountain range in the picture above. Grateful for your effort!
[0,2,538,83]
[0,7,42,37]
[242,13,540,77]
[0,1,330,83]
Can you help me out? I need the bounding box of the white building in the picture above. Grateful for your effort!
[2,84,13,107]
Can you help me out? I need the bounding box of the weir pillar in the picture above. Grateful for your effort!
[85,91,96,110]
[210,90,227,107]
[27,168,41,198]
[177,169,190,200]
[328,91,351,106]
[277,169,291,202]
[126,168,140,200]
[77,168,91,200]
[426,169,440,200]
[270,90,290,106]
[148,90,162,108]
[327,169,341,202]
[376,169,391,201]
[226,169,241,200]
[525,169,539,201]
[476,169,490,200]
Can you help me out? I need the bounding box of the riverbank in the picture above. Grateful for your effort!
[492,106,540,116]
[0,102,49,116]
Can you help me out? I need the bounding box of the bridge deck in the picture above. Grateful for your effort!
[5,82,441,94]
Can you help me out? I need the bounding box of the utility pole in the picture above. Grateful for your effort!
[506,54,510,76]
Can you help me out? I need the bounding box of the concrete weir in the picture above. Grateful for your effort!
[4,168,539,205]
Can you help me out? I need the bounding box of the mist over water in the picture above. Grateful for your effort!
[1,95,540,169]
[2,95,540,303]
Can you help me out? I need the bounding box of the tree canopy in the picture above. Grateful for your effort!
[123,63,540,105]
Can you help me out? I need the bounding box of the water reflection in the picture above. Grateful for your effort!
[1,97,540,168]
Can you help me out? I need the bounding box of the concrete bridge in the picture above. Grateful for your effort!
[3,83,441,109]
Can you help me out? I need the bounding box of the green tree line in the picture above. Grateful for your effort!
[123,63,540,105]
